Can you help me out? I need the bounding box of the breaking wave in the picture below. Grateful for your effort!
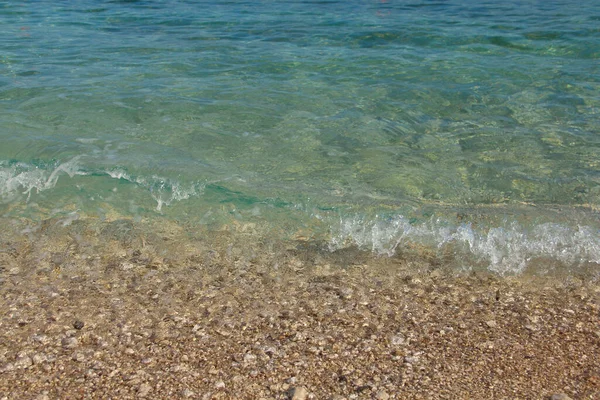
[0,157,86,203]
[0,157,204,211]
[329,213,600,275]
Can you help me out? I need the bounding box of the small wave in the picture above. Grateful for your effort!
[0,158,206,211]
[76,165,207,211]
[109,170,205,211]
[0,157,86,203]
[329,213,600,274]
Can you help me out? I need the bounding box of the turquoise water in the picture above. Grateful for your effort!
[1,0,600,275]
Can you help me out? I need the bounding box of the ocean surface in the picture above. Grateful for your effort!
[1,0,600,276]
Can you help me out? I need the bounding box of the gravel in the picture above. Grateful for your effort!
[0,221,599,399]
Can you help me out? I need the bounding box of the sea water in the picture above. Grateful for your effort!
[1,0,599,276]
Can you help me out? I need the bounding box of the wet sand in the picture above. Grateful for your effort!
[0,220,599,399]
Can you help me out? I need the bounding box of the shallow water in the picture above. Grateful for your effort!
[1,0,600,276]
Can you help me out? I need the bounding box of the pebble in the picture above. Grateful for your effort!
[290,386,308,400]
[138,383,152,397]
[31,334,50,345]
[524,324,539,332]
[65,329,78,338]
[244,353,257,363]
[62,337,79,349]
[14,353,32,369]
[391,334,405,346]
[486,320,498,329]
[476,341,495,350]
[215,381,225,389]
[181,389,194,398]
[32,354,46,365]
[73,320,85,330]
[550,394,572,400]
[404,355,419,364]
[375,391,390,400]
[0,363,15,372]
[286,376,297,385]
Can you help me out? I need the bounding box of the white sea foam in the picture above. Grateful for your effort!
[329,214,600,274]
[145,176,204,212]
[0,157,86,203]
[104,168,205,211]
[0,158,205,212]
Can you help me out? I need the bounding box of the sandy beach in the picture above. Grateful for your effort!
[0,220,599,400]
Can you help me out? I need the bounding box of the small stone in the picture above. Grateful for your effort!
[215,381,225,390]
[550,394,572,400]
[138,383,152,397]
[73,320,85,330]
[476,341,495,350]
[269,383,281,392]
[338,287,353,299]
[62,337,79,349]
[375,391,390,400]
[32,354,46,365]
[524,324,539,332]
[181,389,194,398]
[72,352,85,362]
[286,376,297,385]
[0,363,15,372]
[290,386,308,400]
[264,346,277,357]
[404,355,420,364]
[486,320,498,329]
[244,353,257,363]
[91,361,104,370]
[14,353,32,368]
[391,334,405,346]
[31,334,50,345]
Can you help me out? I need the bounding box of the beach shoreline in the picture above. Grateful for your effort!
[1,223,599,399]
[2,0,600,397]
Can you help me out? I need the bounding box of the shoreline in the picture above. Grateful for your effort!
[1,226,599,399]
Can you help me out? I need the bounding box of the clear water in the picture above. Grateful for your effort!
[1,0,600,275]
